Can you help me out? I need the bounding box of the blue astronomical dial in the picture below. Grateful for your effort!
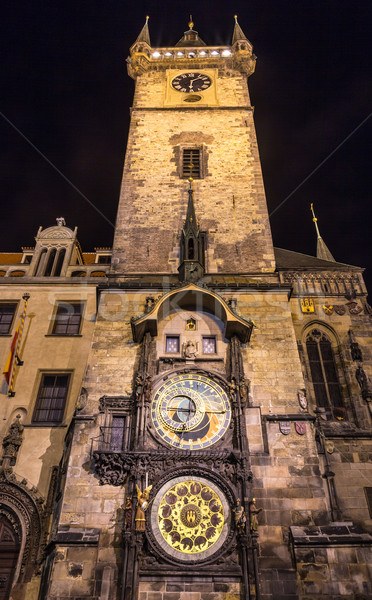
[151,374,231,450]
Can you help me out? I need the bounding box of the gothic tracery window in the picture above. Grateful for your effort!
[306,329,344,410]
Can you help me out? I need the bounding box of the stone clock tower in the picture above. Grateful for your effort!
[40,16,372,600]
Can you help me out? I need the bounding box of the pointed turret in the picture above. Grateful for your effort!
[178,179,205,282]
[310,203,335,262]
[232,15,249,45]
[176,17,206,47]
[134,15,151,46]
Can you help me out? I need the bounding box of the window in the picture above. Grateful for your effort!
[0,304,17,335]
[166,336,180,353]
[365,488,372,518]
[32,374,70,424]
[97,255,111,264]
[110,416,127,451]
[202,336,216,354]
[306,329,344,410]
[52,302,83,335]
[182,148,201,178]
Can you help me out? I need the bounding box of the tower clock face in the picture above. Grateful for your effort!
[151,373,231,450]
[172,72,212,93]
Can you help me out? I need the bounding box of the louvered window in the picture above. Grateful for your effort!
[306,329,344,410]
[182,149,201,178]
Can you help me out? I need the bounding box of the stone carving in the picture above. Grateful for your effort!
[56,217,66,227]
[76,387,88,412]
[93,449,244,487]
[144,297,156,313]
[249,499,262,532]
[183,340,198,359]
[2,415,24,464]
[239,378,249,404]
[355,364,372,399]
[298,389,308,410]
[348,329,363,362]
[135,485,152,531]
[124,497,133,530]
[232,498,246,533]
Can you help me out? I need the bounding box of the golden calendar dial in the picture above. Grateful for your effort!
[150,476,230,563]
[151,374,231,450]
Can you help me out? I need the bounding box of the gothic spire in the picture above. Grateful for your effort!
[134,16,151,47]
[310,203,335,262]
[178,179,204,282]
[183,178,199,237]
[232,15,249,45]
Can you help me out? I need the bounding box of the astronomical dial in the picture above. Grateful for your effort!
[172,72,212,93]
[151,373,231,450]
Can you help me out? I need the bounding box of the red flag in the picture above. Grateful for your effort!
[3,320,20,384]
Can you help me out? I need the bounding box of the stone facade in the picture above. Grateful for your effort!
[0,17,371,600]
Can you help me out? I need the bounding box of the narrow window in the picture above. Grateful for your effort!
[166,336,180,353]
[365,488,372,518]
[97,255,111,264]
[110,416,126,451]
[32,374,70,424]
[202,336,216,354]
[182,148,201,178]
[52,302,83,335]
[306,329,344,410]
[54,249,66,277]
[0,304,17,335]
[44,248,57,276]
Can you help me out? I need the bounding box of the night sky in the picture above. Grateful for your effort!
[1,1,371,288]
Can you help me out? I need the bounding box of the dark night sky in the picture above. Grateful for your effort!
[1,1,371,288]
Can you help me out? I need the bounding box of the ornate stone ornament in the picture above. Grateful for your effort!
[183,340,199,358]
[334,305,346,315]
[300,298,314,313]
[150,476,230,563]
[322,304,334,315]
[325,440,335,454]
[295,422,306,435]
[279,422,291,435]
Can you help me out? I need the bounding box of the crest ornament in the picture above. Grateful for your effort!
[298,389,308,410]
[295,422,306,435]
[279,422,291,435]
[347,301,362,315]
[300,298,315,313]
[322,304,334,315]
[334,305,346,315]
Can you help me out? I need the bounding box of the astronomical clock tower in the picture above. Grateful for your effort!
[41,15,372,600]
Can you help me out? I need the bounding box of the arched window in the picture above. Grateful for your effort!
[53,248,66,276]
[35,248,48,276]
[306,328,344,410]
[44,248,57,276]
[0,515,20,599]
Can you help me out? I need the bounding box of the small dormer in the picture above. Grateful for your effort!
[30,218,80,277]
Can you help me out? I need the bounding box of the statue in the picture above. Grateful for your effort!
[249,498,262,532]
[56,217,66,227]
[183,340,198,359]
[228,378,237,400]
[135,484,152,531]
[123,497,133,530]
[135,374,144,400]
[2,415,24,463]
[239,378,250,403]
[232,498,246,533]
[356,364,372,399]
[143,376,152,403]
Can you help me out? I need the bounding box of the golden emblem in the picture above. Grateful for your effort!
[300,298,314,313]
[323,304,334,315]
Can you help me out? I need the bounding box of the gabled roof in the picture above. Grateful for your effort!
[274,247,361,270]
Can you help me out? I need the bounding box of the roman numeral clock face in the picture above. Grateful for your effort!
[172,72,212,93]
[151,374,231,450]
